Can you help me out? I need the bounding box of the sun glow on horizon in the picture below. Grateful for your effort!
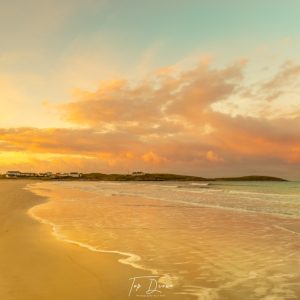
[0,0,300,179]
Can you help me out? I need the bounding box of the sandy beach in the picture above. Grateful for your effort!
[0,180,192,300]
[1,179,300,300]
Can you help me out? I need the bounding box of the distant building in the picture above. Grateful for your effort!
[53,173,82,178]
[38,172,52,177]
[6,171,54,178]
[6,171,21,178]
[5,171,82,179]
[69,172,82,178]
[132,171,145,176]
[21,173,37,177]
[56,173,69,178]
[6,171,39,178]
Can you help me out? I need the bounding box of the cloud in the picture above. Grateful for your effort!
[1,58,300,179]
[260,61,300,101]
[206,151,224,163]
[62,60,245,129]
[142,151,167,165]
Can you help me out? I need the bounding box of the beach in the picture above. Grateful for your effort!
[1,179,300,300]
[27,180,300,300]
[0,180,191,300]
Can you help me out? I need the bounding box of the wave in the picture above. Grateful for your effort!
[27,204,158,272]
[189,183,211,186]
[26,185,176,288]
[273,225,300,236]
[228,190,300,198]
[42,181,300,219]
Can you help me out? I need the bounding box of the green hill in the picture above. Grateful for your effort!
[80,173,287,182]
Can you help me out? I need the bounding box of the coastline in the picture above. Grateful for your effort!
[25,180,300,300]
[0,180,192,300]
[27,202,159,276]
[26,182,177,286]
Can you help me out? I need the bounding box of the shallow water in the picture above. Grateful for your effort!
[28,181,300,299]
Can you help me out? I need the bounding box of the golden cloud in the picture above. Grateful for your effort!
[1,59,300,178]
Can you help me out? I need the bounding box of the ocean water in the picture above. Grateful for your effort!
[28,181,300,300]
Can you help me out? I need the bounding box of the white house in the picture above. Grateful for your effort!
[38,172,53,177]
[132,171,145,176]
[5,170,82,179]
[6,171,21,178]
[69,172,82,178]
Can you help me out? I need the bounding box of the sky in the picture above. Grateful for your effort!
[1,0,300,179]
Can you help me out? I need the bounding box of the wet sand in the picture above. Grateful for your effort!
[27,181,300,300]
[0,180,192,300]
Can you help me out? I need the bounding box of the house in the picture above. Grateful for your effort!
[55,173,68,178]
[6,171,53,178]
[38,172,52,177]
[6,171,21,178]
[21,172,38,177]
[69,172,82,178]
[5,170,82,179]
[132,171,146,176]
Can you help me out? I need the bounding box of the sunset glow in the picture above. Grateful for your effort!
[1,0,300,179]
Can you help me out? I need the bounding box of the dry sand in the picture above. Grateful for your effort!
[0,180,192,300]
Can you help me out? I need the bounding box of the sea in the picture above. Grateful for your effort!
[27,180,300,300]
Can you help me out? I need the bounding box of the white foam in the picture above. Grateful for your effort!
[26,183,176,288]
[27,205,158,273]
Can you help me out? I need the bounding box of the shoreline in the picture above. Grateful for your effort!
[26,182,175,284]
[0,180,192,300]
[26,180,300,299]
[27,202,159,276]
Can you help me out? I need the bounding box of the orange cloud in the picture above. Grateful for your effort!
[62,60,245,129]
[142,151,167,165]
[1,59,300,179]
[206,151,223,163]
